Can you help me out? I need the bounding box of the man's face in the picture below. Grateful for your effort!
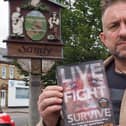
[99,2,126,59]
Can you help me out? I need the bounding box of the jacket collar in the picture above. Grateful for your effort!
[104,55,114,68]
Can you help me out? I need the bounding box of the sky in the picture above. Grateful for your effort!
[0,0,9,48]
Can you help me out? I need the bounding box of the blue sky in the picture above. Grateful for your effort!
[0,0,9,48]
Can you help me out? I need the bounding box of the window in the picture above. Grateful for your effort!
[16,87,29,99]
[9,66,14,79]
[1,66,6,79]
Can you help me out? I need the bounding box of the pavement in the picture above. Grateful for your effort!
[2,107,29,113]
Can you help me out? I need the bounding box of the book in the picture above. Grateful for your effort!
[56,60,115,126]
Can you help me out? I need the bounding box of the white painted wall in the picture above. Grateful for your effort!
[8,80,29,107]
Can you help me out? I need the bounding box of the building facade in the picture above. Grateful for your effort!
[0,48,25,107]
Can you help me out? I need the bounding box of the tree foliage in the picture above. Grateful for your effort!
[42,0,110,85]
[62,0,109,64]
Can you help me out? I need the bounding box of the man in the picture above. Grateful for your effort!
[37,0,126,126]
[11,6,24,36]
[48,12,60,40]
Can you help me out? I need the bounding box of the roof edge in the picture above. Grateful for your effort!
[48,0,66,8]
[4,0,67,8]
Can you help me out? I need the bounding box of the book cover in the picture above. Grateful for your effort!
[56,60,115,126]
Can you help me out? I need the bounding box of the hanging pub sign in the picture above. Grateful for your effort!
[4,0,65,60]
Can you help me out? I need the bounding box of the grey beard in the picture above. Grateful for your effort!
[110,49,126,60]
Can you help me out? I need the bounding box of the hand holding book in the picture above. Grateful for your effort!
[37,86,63,126]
